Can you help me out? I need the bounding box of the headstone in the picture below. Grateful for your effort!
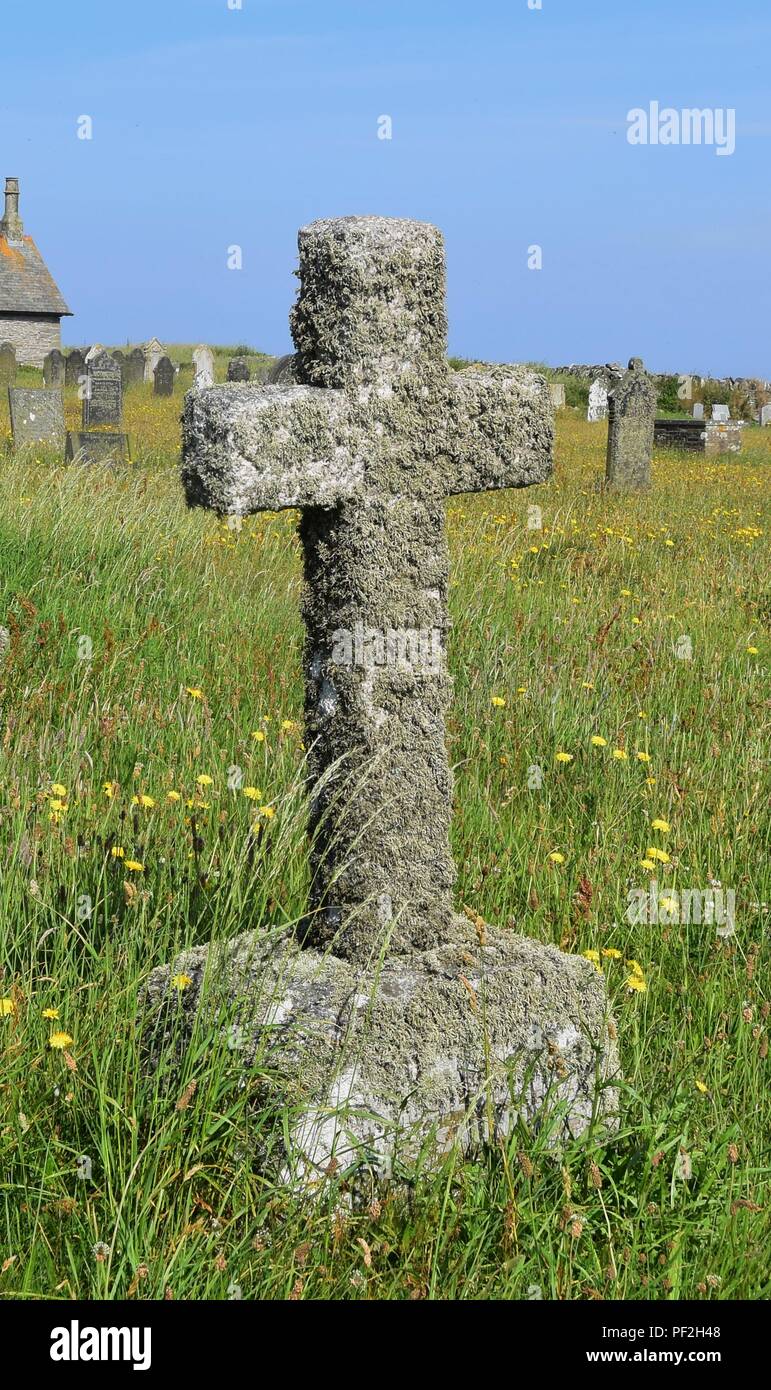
[0,342,16,387]
[264,353,296,385]
[65,431,131,466]
[192,344,215,389]
[604,358,657,491]
[146,215,618,1182]
[712,404,730,423]
[227,356,251,382]
[43,349,65,388]
[704,422,743,456]
[8,388,66,451]
[153,355,175,396]
[548,382,566,409]
[125,347,146,388]
[65,349,86,387]
[83,350,123,428]
[587,379,608,422]
[760,404,771,428]
[693,402,704,421]
[144,337,164,383]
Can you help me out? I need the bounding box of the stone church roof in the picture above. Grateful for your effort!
[0,178,71,317]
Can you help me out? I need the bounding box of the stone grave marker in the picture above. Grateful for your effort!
[227,356,250,382]
[549,382,566,409]
[192,345,215,389]
[264,353,296,385]
[144,337,164,383]
[65,431,131,466]
[43,349,65,388]
[693,402,704,421]
[154,355,175,396]
[587,379,608,422]
[145,215,618,1183]
[83,350,122,428]
[0,342,16,387]
[712,404,730,422]
[8,388,66,451]
[760,404,771,428]
[604,358,657,491]
[65,349,86,387]
[124,347,146,388]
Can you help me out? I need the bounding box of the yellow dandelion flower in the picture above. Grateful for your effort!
[49,1031,74,1049]
[640,859,656,871]
[42,1007,59,1019]
[516,686,528,695]
[167,790,181,802]
[103,781,115,798]
[659,896,678,914]
[132,795,156,809]
[1,998,16,1017]
[635,751,651,763]
[124,860,144,872]
[582,950,602,972]
[747,646,759,655]
[645,776,656,787]
[548,851,565,864]
[186,687,203,699]
[625,974,647,993]
[555,752,573,764]
[651,818,670,833]
[243,786,262,801]
[646,847,670,864]
[626,959,645,976]
[620,589,633,597]
[259,806,276,819]
[590,736,607,747]
[48,798,67,813]
[171,974,193,992]
[582,681,595,690]
[491,696,506,708]
[612,749,628,761]
[631,616,642,626]
[637,710,648,720]
[601,948,623,959]
[196,775,213,787]
[111,846,125,859]
[695,1079,709,1094]
[281,720,296,731]
[252,730,266,742]
[50,783,67,797]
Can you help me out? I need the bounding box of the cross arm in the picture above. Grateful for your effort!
[181,384,363,515]
[443,366,554,497]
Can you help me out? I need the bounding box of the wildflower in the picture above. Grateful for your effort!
[92,1242,111,1261]
[252,730,266,742]
[695,1080,709,1094]
[103,781,115,798]
[747,646,759,655]
[601,948,622,959]
[582,950,602,971]
[167,791,181,802]
[516,686,528,695]
[548,851,565,864]
[555,752,573,764]
[42,1007,59,1019]
[646,847,670,864]
[620,589,633,597]
[50,783,67,797]
[186,687,203,699]
[196,775,213,787]
[243,787,262,801]
[1,998,15,1017]
[49,1031,74,1049]
[259,806,275,819]
[640,859,656,872]
[590,736,607,747]
[491,696,506,708]
[645,776,656,788]
[124,860,144,872]
[111,846,125,859]
[281,720,296,731]
[637,710,648,720]
[651,818,670,833]
[635,751,651,763]
[49,799,67,813]
[582,681,595,690]
[612,748,628,761]
[171,974,193,992]
[659,896,678,914]
[625,973,647,993]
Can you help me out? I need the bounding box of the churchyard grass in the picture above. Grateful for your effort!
[0,384,768,1300]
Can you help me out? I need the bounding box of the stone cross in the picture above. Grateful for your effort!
[192,344,215,389]
[605,357,657,491]
[183,216,553,965]
[154,355,175,396]
[587,379,608,422]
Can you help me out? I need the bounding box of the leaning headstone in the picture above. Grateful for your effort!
[125,347,146,388]
[548,382,566,409]
[144,337,164,383]
[8,388,66,451]
[227,356,251,382]
[65,432,131,466]
[192,345,215,389]
[587,379,608,422]
[693,402,704,421]
[153,355,175,396]
[83,350,123,428]
[43,349,65,388]
[144,215,618,1184]
[605,358,657,491]
[712,404,730,423]
[760,404,771,428]
[65,349,86,387]
[0,342,16,387]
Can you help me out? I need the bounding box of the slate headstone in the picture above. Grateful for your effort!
[0,342,16,387]
[125,348,146,388]
[65,431,131,466]
[43,349,65,388]
[8,388,66,451]
[65,349,86,387]
[83,350,123,428]
[712,404,730,423]
[153,355,175,396]
[604,358,657,491]
[587,379,608,422]
[693,402,704,421]
[192,345,215,389]
[227,356,251,382]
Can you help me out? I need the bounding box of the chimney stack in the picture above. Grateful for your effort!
[1,177,24,242]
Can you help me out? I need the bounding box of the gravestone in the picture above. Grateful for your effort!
[145,215,618,1183]
[153,355,175,396]
[8,388,66,451]
[43,349,65,388]
[65,431,131,466]
[587,379,608,422]
[125,347,146,388]
[192,344,215,389]
[693,402,704,421]
[548,382,566,409]
[83,350,123,428]
[604,357,657,491]
[65,349,86,387]
[227,356,251,382]
[264,353,296,385]
[144,337,164,383]
[0,342,16,386]
[712,404,730,423]
[760,404,771,428]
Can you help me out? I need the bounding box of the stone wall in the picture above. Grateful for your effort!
[653,419,706,452]
[0,313,62,368]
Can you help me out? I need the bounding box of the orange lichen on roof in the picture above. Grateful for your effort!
[0,236,25,266]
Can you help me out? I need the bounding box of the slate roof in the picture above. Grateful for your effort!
[0,235,71,316]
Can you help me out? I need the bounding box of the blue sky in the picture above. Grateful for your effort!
[2,0,769,375]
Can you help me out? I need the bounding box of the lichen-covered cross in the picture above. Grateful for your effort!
[182,217,553,964]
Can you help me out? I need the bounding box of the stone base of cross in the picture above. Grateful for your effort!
[145,217,618,1183]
